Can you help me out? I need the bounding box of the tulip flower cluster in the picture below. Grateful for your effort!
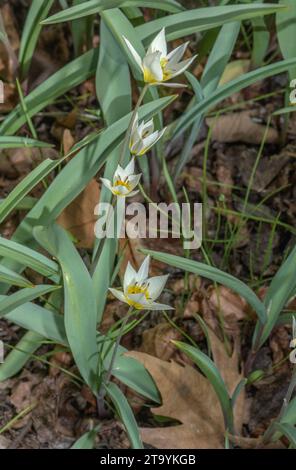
[103,27,196,310]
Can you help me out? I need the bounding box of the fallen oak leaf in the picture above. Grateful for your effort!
[206,111,278,145]
[126,351,225,449]
[57,178,100,249]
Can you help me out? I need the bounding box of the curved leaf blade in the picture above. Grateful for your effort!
[142,249,267,323]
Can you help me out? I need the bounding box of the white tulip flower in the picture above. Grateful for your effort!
[129,113,166,156]
[109,255,173,311]
[123,27,197,87]
[101,159,141,198]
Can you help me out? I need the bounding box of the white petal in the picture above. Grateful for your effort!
[114,163,125,181]
[169,55,197,79]
[131,112,139,134]
[100,177,112,191]
[167,42,189,64]
[146,301,174,311]
[147,274,169,300]
[126,189,139,198]
[124,158,135,176]
[122,36,143,71]
[143,52,163,83]
[136,255,150,282]
[293,316,296,339]
[148,27,167,58]
[124,263,137,291]
[109,288,127,304]
[141,118,154,137]
[128,173,142,189]
[130,139,144,155]
[139,128,166,155]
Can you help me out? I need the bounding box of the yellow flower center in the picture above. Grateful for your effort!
[125,283,150,309]
[143,56,172,83]
[160,57,172,81]
[112,179,131,196]
[143,67,158,84]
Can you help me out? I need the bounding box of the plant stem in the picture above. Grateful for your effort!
[119,83,149,164]
[262,365,296,444]
[97,306,134,412]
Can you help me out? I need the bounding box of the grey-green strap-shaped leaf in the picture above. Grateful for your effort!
[105,350,161,404]
[0,48,99,135]
[136,3,285,44]
[0,284,60,317]
[42,0,183,24]
[273,106,296,116]
[0,330,43,382]
[0,265,33,288]
[33,223,98,391]
[3,297,159,402]
[142,249,267,324]
[105,382,143,449]
[173,340,233,432]
[0,136,53,148]
[71,427,99,449]
[251,16,270,67]
[3,299,67,345]
[174,21,240,177]
[274,423,296,448]
[174,57,296,137]
[0,236,59,277]
[253,245,296,349]
[277,0,296,80]
[0,158,61,224]
[18,0,54,78]
[72,0,94,57]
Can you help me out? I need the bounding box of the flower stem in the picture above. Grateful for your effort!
[119,83,149,164]
[96,306,134,413]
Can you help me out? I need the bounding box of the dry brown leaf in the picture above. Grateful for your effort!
[219,60,250,86]
[127,323,246,448]
[140,323,182,361]
[206,112,278,145]
[204,286,248,335]
[62,129,75,155]
[127,351,225,449]
[57,179,100,249]
[119,235,144,277]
